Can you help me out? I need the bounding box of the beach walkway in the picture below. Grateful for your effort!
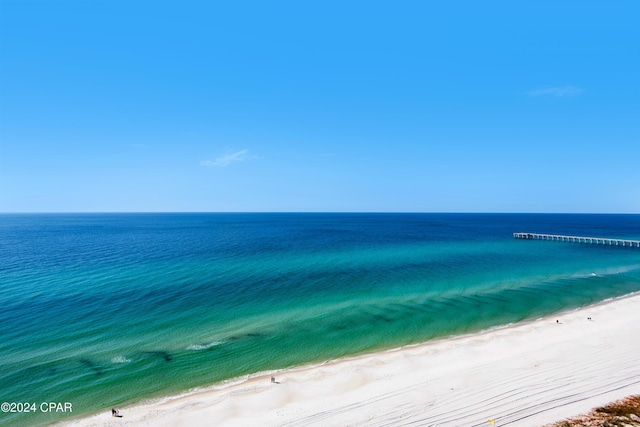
[513,232,640,248]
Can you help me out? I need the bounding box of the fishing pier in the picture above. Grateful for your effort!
[513,233,640,248]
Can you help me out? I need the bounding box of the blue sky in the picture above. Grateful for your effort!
[1,0,638,213]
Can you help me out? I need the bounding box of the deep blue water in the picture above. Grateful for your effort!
[1,213,640,426]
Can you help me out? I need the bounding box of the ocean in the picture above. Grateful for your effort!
[1,213,640,426]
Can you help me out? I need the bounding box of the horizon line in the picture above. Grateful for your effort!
[1,211,638,215]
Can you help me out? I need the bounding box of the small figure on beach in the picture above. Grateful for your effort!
[587,317,592,321]
[271,376,276,383]
[112,408,122,417]
[556,319,559,324]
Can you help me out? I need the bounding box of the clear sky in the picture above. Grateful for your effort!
[1,0,638,213]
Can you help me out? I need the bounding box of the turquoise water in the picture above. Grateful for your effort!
[1,213,640,426]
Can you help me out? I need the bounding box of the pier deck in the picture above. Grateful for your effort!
[513,233,640,248]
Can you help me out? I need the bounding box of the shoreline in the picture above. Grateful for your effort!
[62,292,640,426]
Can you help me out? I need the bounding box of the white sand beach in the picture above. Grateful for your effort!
[67,293,640,427]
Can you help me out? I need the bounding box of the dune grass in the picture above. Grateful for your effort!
[547,395,640,427]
